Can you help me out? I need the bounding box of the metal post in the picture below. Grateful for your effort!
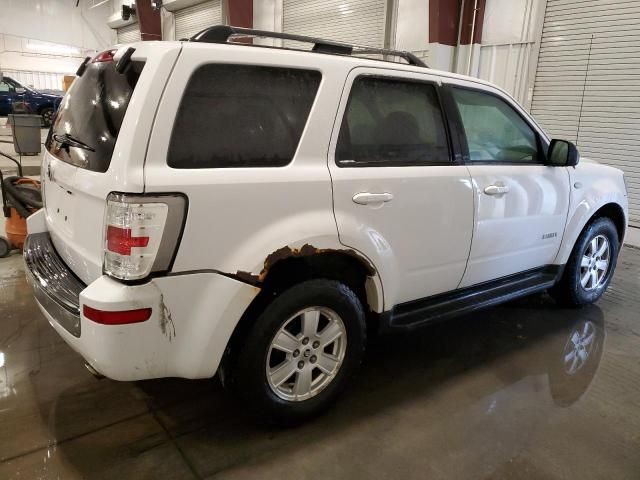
[453,0,465,72]
[466,0,479,76]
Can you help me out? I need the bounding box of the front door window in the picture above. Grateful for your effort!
[452,87,540,163]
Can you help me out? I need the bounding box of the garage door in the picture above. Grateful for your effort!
[531,0,640,226]
[283,0,386,48]
[117,23,141,43]
[174,0,222,40]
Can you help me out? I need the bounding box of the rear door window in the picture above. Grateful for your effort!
[336,76,450,166]
[46,57,144,173]
[167,65,321,169]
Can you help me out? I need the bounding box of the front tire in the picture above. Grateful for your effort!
[550,217,619,307]
[226,279,366,425]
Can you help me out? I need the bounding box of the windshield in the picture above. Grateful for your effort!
[45,59,144,173]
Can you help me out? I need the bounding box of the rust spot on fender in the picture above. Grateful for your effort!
[231,244,376,286]
[233,270,261,285]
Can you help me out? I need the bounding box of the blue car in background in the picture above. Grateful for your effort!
[0,75,63,127]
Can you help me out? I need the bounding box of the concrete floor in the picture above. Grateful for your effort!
[0,248,639,479]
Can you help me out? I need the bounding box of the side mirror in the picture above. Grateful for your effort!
[548,139,579,167]
[15,87,25,94]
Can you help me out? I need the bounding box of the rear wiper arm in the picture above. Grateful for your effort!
[52,133,96,152]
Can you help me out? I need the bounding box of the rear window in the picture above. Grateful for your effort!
[167,64,321,169]
[45,59,144,173]
[336,76,450,166]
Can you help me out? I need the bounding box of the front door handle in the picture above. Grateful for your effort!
[484,184,510,196]
[352,192,394,205]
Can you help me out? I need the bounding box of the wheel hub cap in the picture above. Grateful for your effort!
[579,234,610,291]
[266,307,347,402]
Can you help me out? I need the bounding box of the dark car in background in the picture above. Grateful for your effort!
[0,75,63,127]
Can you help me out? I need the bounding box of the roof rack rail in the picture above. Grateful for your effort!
[189,25,427,68]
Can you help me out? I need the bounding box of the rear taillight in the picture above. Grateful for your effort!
[106,225,150,255]
[92,49,116,63]
[103,193,186,281]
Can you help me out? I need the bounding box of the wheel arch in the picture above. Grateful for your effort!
[232,244,384,314]
[260,249,379,311]
[220,248,384,381]
[590,202,626,245]
[556,199,628,265]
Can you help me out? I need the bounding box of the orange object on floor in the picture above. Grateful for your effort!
[6,207,30,250]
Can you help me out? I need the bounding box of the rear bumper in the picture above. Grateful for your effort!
[23,233,85,337]
[23,229,260,381]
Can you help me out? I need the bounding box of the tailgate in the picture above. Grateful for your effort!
[40,42,182,285]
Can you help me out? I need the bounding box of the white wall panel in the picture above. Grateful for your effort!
[531,0,640,226]
[394,0,429,52]
[477,41,534,105]
[0,34,89,76]
[474,0,545,107]
[0,0,115,50]
[483,0,544,44]
[174,1,222,40]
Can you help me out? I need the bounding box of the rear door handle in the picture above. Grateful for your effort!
[352,192,394,205]
[484,185,510,196]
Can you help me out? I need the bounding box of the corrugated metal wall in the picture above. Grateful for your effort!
[174,0,222,40]
[116,23,141,43]
[531,0,640,226]
[282,0,386,48]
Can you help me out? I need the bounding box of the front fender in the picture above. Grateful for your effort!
[554,164,628,265]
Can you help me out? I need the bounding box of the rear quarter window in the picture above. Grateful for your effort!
[167,64,321,169]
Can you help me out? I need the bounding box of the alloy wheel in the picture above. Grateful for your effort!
[579,234,610,291]
[42,109,53,127]
[266,307,347,402]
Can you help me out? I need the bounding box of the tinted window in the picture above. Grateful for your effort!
[45,59,143,173]
[336,76,449,166]
[452,88,539,163]
[168,65,321,169]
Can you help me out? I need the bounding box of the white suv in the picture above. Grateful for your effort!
[24,26,628,424]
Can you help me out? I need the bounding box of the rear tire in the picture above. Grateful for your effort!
[225,279,366,425]
[550,217,619,307]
